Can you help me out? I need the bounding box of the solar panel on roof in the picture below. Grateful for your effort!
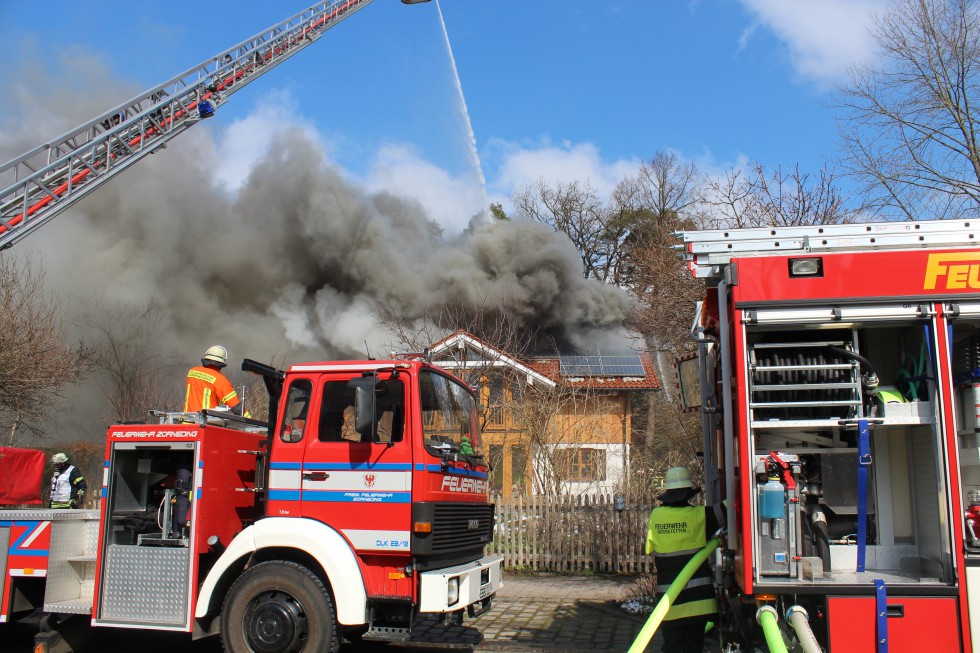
[559,354,645,377]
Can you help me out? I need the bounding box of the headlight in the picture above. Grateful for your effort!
[447,576,460,606]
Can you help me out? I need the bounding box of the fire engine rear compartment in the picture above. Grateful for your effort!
[741,310,955,591]
[97,442,197,629]
[94,425,263,632]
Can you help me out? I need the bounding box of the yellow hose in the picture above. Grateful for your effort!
[627,537,721,653]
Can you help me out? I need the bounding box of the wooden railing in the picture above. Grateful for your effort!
[488,492,657,573]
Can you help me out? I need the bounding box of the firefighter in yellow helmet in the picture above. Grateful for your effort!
[645,466,725,653]
[184,345,242,415]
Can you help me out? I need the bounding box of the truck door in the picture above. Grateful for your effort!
[266,377,314,518]
[299,372,413,554]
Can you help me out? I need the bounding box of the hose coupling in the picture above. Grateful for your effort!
[785,605,809,622]
[756,604,779,624]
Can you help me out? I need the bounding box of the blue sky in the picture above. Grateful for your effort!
[0,0,891,233]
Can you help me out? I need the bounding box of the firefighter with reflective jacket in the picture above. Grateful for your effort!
[184,345,242,414]
[645,466,724,653]
[49,452,87,509]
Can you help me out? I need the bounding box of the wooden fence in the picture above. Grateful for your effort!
[488,493,656,574]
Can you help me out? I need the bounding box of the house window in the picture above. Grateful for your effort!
[555,447,606,482]
[511,445,528,492]
[489,445,504,492]
[486,376,505,427]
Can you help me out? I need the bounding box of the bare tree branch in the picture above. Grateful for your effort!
[837,0,980,218]
[0,254,92,445]
[80,297,182,423]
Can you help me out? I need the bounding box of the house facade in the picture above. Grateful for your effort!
[429,331,660,497]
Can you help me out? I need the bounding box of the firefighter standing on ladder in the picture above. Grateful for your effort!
[645,466,724,653]
[184,345,242,414]
[49,452,87,509]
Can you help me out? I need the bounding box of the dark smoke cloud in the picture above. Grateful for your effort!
[58,131,632,356]
[2,48,633,438]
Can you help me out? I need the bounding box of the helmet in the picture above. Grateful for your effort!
[51,452,69,465]
[203,345,228,366]
[663,466,696,490]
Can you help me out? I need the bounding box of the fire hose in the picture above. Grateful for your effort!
[626,537,721,653]
[756,605,789,653]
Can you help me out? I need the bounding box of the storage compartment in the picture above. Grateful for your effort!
[104,444,196,546]
[826,595,960,652]
[745,312,954,588]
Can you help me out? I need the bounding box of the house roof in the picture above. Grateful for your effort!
[429,331,557,388]
[429,330,661,391]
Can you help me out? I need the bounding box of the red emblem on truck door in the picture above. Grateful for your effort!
[364,474,376,488]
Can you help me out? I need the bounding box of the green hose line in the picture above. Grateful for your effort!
[757,606,788,653]
[627,537,721,653]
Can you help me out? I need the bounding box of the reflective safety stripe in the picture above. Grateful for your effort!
[656,576,713,594]
[188,369,218,384]
[654,547,703,558]
[219,390,238,404]
[662,597,718,622]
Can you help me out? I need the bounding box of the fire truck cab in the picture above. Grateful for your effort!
[677,220,980,652]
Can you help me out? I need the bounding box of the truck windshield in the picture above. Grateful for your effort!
[419,369,482,460]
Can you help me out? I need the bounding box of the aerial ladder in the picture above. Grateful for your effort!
[0,0,429,251]
[676,219,980,278]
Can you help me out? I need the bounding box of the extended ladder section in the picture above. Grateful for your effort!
[0,0,375,250]
[676,220,980,279]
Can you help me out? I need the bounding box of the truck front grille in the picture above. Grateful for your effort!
[411,502,494,569]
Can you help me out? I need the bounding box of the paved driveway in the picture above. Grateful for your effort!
[7,573,659,653]
[406,573,654,652]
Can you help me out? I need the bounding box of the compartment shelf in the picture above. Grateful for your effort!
[752,415,936,430]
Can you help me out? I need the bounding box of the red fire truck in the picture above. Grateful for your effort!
[675,220,980,652]
[0,2,502,651]
[1,356,500,652]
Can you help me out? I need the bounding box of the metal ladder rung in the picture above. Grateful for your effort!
[751,364,855,372]
[752,383,857,392]
[751,400,861,408]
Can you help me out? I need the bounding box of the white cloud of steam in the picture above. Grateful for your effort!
[364,143,488,233]
[737,0,891,84]
[489,139,639,202]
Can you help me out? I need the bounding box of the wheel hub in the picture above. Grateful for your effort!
[242,590,309,653]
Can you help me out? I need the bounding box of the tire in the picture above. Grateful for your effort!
[220,560,337,653]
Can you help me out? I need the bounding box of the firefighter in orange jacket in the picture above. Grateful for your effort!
[645,466,723,653]
[184,345,242,415]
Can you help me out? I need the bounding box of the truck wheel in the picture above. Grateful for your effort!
[220,560,337,653]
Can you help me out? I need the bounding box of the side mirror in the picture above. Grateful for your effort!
[353,383,377,440]
[675,354,702,412]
